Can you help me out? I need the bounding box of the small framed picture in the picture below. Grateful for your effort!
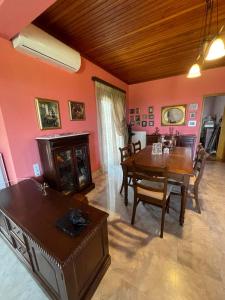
[136,121,141,126]
[130,108,135,114]
[189,103,198,111]
[152,143,162,155]
[69,101,86,121]
[135,115,140,122]
[130,121,135,126]
[130,115,135,122]
[188,120,197,127]
[148,114,154,119]
[149,121,154,126]
[142,121,147,127]
[35,98,61,130]
[135,108,140,114]
[148,106,153,113]
[142,114,147,119]
[189,112,196,119]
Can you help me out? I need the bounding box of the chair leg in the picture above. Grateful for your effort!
[119,180,124,194]
[131,199,138,225]
[194,186,201,214]
[160,206,166,238]
[166,195,170,213]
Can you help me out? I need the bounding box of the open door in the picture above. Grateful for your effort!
[217,107,225,161]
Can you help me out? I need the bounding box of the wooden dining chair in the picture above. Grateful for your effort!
[193,143,203,168]
[132,140,141,154]
[169,148,208,214]
[119,145,132,194]
[131,162,171,238]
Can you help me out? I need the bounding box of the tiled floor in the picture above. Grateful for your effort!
[0,161,225,299]
[89,161,225,300]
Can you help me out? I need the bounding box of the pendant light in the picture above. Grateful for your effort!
[187,0,225,78]
[187,0,212,78]
[205,37,225,60]
[205,0,225,60]
[187,63,201,78]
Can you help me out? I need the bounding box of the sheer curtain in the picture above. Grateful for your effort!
[95,81,127,172]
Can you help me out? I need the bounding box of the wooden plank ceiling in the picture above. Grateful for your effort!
[34,0,225,84]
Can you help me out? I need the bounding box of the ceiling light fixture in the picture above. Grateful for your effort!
[187,0,225,78]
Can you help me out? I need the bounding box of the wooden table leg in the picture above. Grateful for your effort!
[122,165,128,206]
[179,175,190,226]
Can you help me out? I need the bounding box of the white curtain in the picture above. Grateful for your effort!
[95,81,127,172]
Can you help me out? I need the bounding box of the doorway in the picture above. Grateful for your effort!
[201,95,225,160]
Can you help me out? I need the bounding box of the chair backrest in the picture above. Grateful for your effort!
[132,161,168,202]
[194,148,209,186]
[119,145,132,163]
[132,140,141,154]
[193,143,203,168]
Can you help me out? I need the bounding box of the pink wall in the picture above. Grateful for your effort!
[0,37,127,182]
[0,0,56,39]
[128,67,225,138]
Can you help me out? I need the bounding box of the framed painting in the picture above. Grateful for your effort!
[161,105,186,126]
[148,106,153,113]
[35,98,61,130]
[142,121,147,127]
[69,101,86,121]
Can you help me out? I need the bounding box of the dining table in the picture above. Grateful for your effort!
[121,146,194,226]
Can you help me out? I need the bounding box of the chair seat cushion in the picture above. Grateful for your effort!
[137,180,171,200]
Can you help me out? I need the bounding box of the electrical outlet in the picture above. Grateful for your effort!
[33,163,41,177]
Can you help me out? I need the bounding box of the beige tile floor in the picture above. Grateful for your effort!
[88,161,225,300]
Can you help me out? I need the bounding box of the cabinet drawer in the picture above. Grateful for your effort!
[14,236,30,265]
[9,220,25,244]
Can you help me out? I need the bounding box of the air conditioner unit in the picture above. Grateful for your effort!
[12,24,81,72]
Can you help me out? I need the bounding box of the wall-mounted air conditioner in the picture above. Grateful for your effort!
[12,24,81,72]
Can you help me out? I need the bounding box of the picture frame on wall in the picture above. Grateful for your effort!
[149,121,154,126]
[135,115,140,122]
[135,108,140,114]
[142,121,147,127]
[35,98,61,130]
[129,108,135,114]
[142,114,147,119]
[189,103,198,111]
[148,114,154,119]
[189,112,196,119]
[69,101,86,121]
[188,120,197,127]
[148,106,153,113]
[136,121,141,126]
[161,104,186,126]
[130,115,135,122]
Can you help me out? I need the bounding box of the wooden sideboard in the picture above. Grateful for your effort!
[0,180,110,300]
[36,133,95,195]
[146,134,197,157]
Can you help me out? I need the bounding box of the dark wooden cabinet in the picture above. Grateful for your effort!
[146,134,197,158]
[0,180,110,300]
[36,133,95,195]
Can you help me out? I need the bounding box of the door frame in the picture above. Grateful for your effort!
[201,93,225,159]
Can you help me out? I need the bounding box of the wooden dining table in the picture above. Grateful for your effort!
[121,146,194,226]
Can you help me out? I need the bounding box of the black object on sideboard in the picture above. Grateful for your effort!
[146,134,197,157]
[0,179,110,300]
[36,133,95,195]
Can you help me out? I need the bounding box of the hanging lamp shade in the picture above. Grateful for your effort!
[205,37,225,60]
[187,63,201,78]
